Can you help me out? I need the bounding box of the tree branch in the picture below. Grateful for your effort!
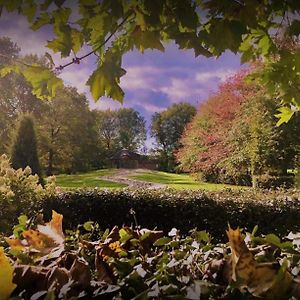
[55,11,134,71]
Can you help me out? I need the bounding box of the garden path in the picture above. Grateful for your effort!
[100,169,165,189]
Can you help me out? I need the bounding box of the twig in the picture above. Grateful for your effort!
[55,11,133,71]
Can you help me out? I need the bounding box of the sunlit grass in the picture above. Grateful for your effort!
[55,169,127,190]
[130,170,244,191]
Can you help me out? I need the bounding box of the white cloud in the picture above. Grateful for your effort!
[195,69,235,83]
[58,67,91,94]
[90,97,123,111]
[120,66,162,91]
[0,13,49,56]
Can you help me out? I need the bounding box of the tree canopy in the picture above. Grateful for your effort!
[0,0,299,124]
[177,68,300,187]
[151,102,196,171]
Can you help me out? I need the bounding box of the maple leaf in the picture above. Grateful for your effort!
[226,226,294,299]
[6,211,64,260]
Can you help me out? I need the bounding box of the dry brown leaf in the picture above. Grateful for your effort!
[227,226,295,299]
[5,211,64,259]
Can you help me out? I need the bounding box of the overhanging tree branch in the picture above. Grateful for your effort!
[56,11,134,72]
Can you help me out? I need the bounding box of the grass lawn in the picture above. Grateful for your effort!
[55,169,127,190]
[131,170,244,190]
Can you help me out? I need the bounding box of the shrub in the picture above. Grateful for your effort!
[256,174,295,189]
[43,188,300,241]
[0,154,56,233]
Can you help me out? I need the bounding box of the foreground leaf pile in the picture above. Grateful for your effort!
[2,212,300,299]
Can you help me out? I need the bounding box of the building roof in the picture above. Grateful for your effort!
[111,149,141,160]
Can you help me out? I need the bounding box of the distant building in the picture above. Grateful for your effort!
[110,149,158,170]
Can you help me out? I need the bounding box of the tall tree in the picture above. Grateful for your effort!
[95,108,146,154]
[117,108,146,151]
[36,87,99,174]
[0,38,45,154]
[177,70,300,186]
[95,109,120,153]
[151,103,196,171]
[10,114,42,178]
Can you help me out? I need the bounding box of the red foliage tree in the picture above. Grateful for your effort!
[176,68,256,178]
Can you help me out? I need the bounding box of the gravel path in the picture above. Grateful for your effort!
[100,169,165,189]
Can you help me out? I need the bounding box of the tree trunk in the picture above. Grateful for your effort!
[47,148,54,176]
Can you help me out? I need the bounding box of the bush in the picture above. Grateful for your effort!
[43,188,300,241]
[256,174,295,189]
[0,154,56,233]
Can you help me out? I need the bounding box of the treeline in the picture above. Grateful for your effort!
[176,68,300,187]
[0,37,147,175]
[1,37,198,175]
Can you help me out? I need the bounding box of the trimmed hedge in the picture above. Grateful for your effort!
[43,188,300,241]
[256,174,295,189]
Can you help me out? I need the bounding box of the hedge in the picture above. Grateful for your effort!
[42,188,300,241]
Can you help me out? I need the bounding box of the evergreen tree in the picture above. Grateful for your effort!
[10,114,42,179]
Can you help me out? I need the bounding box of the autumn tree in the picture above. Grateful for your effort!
[151,102,196,171]
[177,71,254,180]
[10,114,42,179]
[177,69,300,186]
[222,90,300,187]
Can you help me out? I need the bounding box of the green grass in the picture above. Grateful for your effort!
[55,169,127,190]
[131,170,244,191]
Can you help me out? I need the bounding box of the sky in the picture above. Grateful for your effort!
[0,9,243,148]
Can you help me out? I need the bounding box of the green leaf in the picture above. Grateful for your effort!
[119,228,132,243]
[1,0,22,12]
[83,221,94,231]
[153,237,171,246]
[131,26,164,53]
[275,106,295,126]
[265,233,281,247]
[258,34,271,56]
[22,1,37,22]
[22,65,64,100]
[0,65,21,77]
[18,215,28,225]
[251,225,259,237]
[71,28,84,54]
[86,51,126,102]
[87,13,113,49]
[31,12,51,31]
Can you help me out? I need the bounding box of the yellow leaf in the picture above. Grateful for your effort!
[226,226,256,283]
[0,247,16,300]
[4,238,25,251]
[6,211,64,258]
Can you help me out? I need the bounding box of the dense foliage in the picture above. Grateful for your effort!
[0,154,55,233]
[0,0,299,124]
[0,37,147,174]
[177,69,300,187]
[2,211,300,299]
[43,188,300,241]
[151,103,196,171]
